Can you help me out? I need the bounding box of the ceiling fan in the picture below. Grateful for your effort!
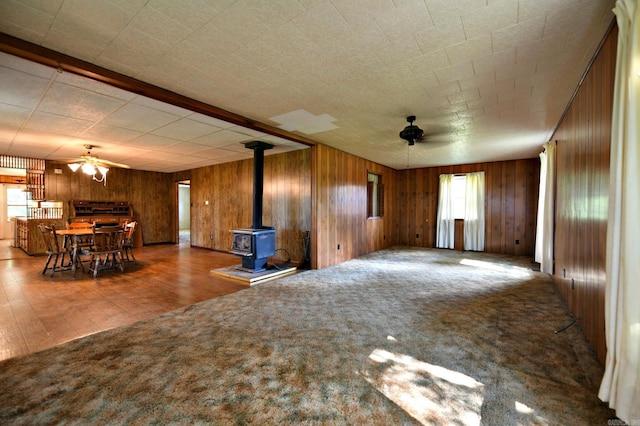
[399,115,451,168]
[399,115,450,146]
[67,144,129,185]
[399,115,424,146]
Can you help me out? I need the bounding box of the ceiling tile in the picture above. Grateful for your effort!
[81,124,142,143]
[151,118,218,141]
[187,113,234,129]
[0,1,57,42]
[25,111,93,136]
[39,82,127,121]
[125,5,192,47]
[434,60,475,85]
[0,103,31,127]
[414,16,466,54]
[128,134,179,149]
[293,1,350,41]
[460,0,518,40]
[191,129,253,148]
[0,66,50,109]
[148,0,220,29]
[101,103,180,132]
[0,51,56,79]
[424,0,486,24]
[492,17,546,53]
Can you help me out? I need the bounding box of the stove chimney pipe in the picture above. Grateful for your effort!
[244,141,273,229]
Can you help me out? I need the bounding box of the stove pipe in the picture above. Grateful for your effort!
[244,141,273,229]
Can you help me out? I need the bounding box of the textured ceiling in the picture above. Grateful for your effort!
[0,0,615,172]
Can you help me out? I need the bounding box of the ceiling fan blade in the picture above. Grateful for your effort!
[95,158,131,169]
[73,154,130,169]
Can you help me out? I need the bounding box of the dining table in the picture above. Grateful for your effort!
[56,227,124,277]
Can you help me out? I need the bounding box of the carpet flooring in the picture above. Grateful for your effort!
[0,247,614,425]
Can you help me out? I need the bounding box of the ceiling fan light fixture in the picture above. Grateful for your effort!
[81,163,96,175]
[68,145,122,186]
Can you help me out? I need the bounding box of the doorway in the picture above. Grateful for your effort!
[0,183,29,260]
[178,181,191,244]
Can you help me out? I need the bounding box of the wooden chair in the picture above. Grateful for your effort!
[122,221,137,264]
[66,221,95,261]
[38,224,72,277]
[87,225,125,278]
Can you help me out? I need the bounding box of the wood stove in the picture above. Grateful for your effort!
[230,141,275,273]
[230,227,276,272]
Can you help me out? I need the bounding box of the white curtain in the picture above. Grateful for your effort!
[436,174,454,249]
[534,141,556,274]
[598,0,640,423]
[463,171,485,251]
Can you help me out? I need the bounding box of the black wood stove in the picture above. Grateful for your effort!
[230,141,276,272]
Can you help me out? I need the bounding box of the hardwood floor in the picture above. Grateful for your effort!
[0,242,248,362]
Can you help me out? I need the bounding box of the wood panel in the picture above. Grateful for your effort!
[551,23,616,365]
[43,162,175,246]
[189,149,311,265]
[396,159,539,257]
[311,144,398,269]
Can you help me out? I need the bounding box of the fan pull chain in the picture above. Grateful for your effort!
[406,144,410,168]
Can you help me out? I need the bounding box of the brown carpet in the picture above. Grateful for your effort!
[0,247,614,425]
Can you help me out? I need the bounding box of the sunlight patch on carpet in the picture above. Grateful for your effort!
[515,400,535,414]
[364,348,484,426]
[460,258,531,278]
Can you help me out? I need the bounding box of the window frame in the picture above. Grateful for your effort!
[367,171,384,219]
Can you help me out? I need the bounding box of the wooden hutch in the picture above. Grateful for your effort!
[69,200,133,226]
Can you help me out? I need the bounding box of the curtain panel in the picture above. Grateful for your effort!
[436,174,454,249]
[463,171,485,251]
[534,141,556,274]
[598,0,640,422]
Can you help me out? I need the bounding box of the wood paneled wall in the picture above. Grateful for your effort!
[551,23,616,365]
[396,159,539,256]
[189,149,311,264]
[312,144,398,269]
[44,162,176,245]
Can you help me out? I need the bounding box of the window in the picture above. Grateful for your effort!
[452,175,466,219]
[367,172,384,218]
[6,186,28,220]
